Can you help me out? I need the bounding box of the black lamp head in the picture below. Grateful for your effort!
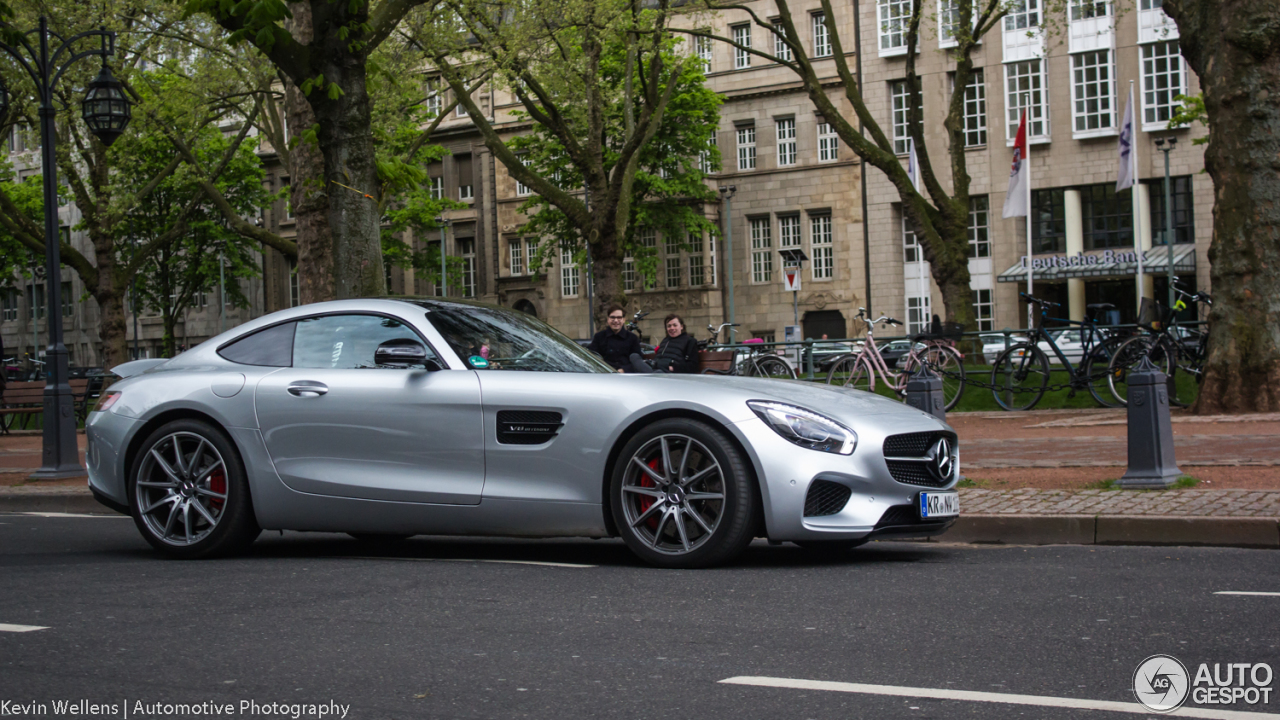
[81,64,131,147]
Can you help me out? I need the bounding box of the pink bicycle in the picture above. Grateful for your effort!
[824,308,967,411]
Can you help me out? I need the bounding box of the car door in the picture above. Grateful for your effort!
[255,313,485,505]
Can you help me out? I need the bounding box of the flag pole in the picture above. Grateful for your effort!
[1130,81,1143,319]
[1023,101,1033,330]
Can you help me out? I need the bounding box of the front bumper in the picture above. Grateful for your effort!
[732,412,959,542]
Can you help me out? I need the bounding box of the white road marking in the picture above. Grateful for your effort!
[1215,592,1280,597]
[0,624,49,633]
[11,512,127,519]
[718,676,1280,720]
[342,556,595,568]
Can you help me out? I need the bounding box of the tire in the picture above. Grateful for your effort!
[793,539,868,553]
[1107,336,1173,407]
[610,418,757,569]
[826,355,873,393]
[905,345,967,411]
[128,419,260,559]
[1085,336,1129,408]
[990,343,1049,411]
[752,355,796,380]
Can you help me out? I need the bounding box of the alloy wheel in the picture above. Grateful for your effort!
[135,431,229,546]
[619,434,726,555]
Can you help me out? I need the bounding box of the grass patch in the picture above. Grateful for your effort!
[1174,475,1200,489]
[1085,479,1119,490]
[956,477,980,488]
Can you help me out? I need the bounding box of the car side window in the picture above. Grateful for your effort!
[292,314,438,369]
[217,322,296,367]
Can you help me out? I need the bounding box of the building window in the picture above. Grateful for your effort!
[429,176,443,200]
[1080,183,1133,250]
[459,239,476,297]
[817,122,839,161]
[2,289,18,321]
[939,0,961,47]
[708,234,718,286]
[60,282,73,317]
[695,35,713,68]
[459,185,474,201]
[560,247,579,298]
[509,238,525,275]
[638,226,657,249]
[688,232,705,286]
[27,284,45,321]
[773,20,791,62]
[750,218,773,283]
[664,235,682,288]
[1071,50,1115,134]
[810,214,833,280]
[1147,176,1194,245]
[968,195,991,258]
[812,13,831,57]
[289,260,300,307]
[516,178,531,196]
[776,118,796,166]
[879,0,912,55]
[962,69,987,147]
[425,77,442,116]
[902,214,920,263]
[1031,188,1066,253]
[907,295,931,336]
[890,80,915,155]
[778,215,801,248]
[736,125,756,171]
[456,98,468,117]
[973,289,994,331]
[1141,41,1185,127]
[623,259,637,292]
[1069,0,1109,21]
[732,24,752,69]
[1004,0,1041,32]
[700,133,717,173]
[1005,60,1049,140]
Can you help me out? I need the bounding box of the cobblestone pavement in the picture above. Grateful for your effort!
[960,488,1280,517]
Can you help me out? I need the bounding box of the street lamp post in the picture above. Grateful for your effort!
[1154,136,1178,310]
[0,17,132,479]
[718,185,737,343]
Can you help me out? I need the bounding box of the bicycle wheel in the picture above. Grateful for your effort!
[905,345,967,411]
[990,343,1049,411]
[1107,336,1173,407]
[752,355,796,380]
[1084,336,1129,408]
[826,355,873,393]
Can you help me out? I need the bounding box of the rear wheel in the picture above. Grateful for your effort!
[990,343,1049,411]
[610,418,757,568]
[826,355,873,393]
[1108,336,1173,406]
[1085,336,1129,408]
[129,419,260,559]
[751,355,796,379]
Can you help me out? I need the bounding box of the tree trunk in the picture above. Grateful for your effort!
[284,4,336,304]
[589,229,625,327]
[1165,0,1280,413]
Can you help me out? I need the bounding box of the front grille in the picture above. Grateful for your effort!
[883,431,955,458]
[883,431,957,488]
[885,460,949,488]
[874,503,945,529]
[804,480,853,517]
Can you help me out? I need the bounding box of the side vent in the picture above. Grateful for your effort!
[496,410,563,445]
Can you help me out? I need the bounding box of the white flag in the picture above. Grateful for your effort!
[1002,112,1029,218]
[907,139,921,192]
[1117,88,1135,191]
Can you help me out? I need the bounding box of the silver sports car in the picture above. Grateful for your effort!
[86,298,959,568]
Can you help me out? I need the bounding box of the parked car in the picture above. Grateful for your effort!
[1036,327,1111,365]
[807,341,861,372]
[878,339,927,369]
[89,298,959,568]
[981,334,1029,365]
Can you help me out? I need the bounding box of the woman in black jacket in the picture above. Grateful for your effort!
[630,313,699,373]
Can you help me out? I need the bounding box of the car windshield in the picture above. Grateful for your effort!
[423,303,614,373]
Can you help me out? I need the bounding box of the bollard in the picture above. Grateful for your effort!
[905,362,946,421]
[1117,356,1183,488]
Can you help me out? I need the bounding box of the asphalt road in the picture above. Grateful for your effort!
[1,513,1278,720]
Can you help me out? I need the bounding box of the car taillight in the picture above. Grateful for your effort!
[93,391,121,413]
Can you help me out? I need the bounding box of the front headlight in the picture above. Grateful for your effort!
[747,401,857,455]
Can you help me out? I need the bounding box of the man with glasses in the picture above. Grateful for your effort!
[587,304,642,372]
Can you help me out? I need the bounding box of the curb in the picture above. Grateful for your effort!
[938,514,1280,548]
[0,489,115,515]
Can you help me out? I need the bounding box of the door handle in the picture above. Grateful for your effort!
[287,381,328,397]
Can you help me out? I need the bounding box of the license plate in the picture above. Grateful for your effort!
[919,491,959,519]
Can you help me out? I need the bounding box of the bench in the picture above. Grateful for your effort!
[0,378,98,433]
[698,350,735,375]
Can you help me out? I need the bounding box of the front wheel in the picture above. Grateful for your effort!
[129,419,260,559]
[751,355,796,380]
[990,343,1049,411]
[1108,336,1173,407]
[1084,336,1130,408]
[610,418,757,568]
[826,355,873,393]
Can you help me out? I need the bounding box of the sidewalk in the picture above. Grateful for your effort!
[1,411,1277,548]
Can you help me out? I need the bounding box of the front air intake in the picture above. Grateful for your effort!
[804,480,853,517]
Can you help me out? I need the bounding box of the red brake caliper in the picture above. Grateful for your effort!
[208,468,227,512]
[638,458,662,531]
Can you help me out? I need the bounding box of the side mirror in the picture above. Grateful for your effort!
[374,338,432,368]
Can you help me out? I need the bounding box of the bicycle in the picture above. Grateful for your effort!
[988,294,1128,411]
[1107,279,1212,407]
[700,323,796,379]
[825,308,968,411]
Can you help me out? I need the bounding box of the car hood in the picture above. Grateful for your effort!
[638,374,949,425]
